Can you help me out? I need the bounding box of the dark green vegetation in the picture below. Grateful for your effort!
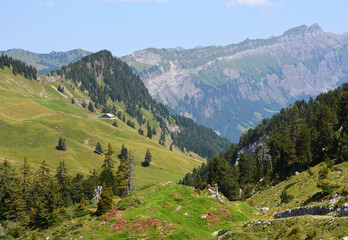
[0,48,92,75]
[0,55,37,80]
[53,50,230,158]
[0,143,136,235]
[182,84,348,201]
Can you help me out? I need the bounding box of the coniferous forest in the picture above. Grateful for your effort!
[181,84,348,200]
[54,50,230,158]
[0,144,133,233]
[0,55,37,80]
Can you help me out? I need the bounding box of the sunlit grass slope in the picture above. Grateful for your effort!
[0,68,202,185]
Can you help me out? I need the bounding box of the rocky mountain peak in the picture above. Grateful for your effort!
[123,24,348,142]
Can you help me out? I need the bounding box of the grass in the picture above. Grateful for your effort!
[0,68,202,185]
[249,161,348,214]
[32,183,255,240]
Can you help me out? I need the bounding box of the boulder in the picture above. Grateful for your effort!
[340,203,348,216]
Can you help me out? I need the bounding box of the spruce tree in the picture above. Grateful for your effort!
[56,137,67,151]
[116,156,128,196]
[118,144,128,160]
[20,157,32,211]
[138,127,144,135]
[96,186,113,216]
[88,102,95,112]
[0,159,17,220]
[71,98,75,104]
[112,120,118,127]
[102,143,115,169]
[142,149,152,167]
[94,142,103,154]
[55,161,71,206]
[147,125,153,139]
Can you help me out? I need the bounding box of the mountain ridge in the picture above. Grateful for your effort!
[0,48,92,75]
[123,23,348,142]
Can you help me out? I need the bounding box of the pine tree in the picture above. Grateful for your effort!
[138,128,144,135]
[55,161,71,206]
[70,173,84,203]
[31,161,58,228]
[170,143,173,151]
[96,186,113,216]
[112,120,118,127]
[142,149,152,167]
[102,143,115,169]
[88,102,95,112]
[71,98,75,104]
[56,137,67,151]
[147,125,153,139]
[116,157,128,196]
[20,157,32,211]
[0,160,17,220]
[118,144,128,160]
[94,142,103,154]
[296,124,311,169]
[81,100,87,108]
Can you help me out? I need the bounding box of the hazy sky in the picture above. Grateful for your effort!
[1,0,347,57]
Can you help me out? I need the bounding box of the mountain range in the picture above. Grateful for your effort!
[123,24,348,142]
[3,24,348,142]
[0,48,92,75]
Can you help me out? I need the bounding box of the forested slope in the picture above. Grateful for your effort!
[182,83,348,200]
[54,50,230,158]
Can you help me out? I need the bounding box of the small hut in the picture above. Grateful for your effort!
[99,113,116,119]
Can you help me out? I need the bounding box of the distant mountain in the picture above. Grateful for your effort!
[123,24,348,142]
[0,48,92,75]
[54,50,230,157]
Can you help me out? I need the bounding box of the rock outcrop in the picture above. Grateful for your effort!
[341,203,348,217]
[124,24,348,142]
[274,206,332,219]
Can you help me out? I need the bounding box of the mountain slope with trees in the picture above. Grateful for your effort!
[53,50,230,158]
[181,83,348,201]
[0,58,202,186]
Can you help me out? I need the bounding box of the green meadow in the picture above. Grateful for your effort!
[0,68,202,186]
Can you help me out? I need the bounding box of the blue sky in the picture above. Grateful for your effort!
[1,0,347,57]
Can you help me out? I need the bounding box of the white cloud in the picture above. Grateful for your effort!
[39,1,56,7]
[226,0,273,8]
[102,0,167,3]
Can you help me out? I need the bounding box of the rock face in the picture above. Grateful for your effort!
[123,24,348,142]
[274,206,332,219]
[341,203,348,216]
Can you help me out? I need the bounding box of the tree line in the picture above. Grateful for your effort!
[0,54,37,80]
[181,83,348,200]
[0,143,143,233]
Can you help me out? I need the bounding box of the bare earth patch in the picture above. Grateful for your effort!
[220,208,232,217]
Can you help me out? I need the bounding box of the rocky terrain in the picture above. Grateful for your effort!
[123,24,348,142]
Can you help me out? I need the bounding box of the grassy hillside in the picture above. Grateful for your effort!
[0,67,202,186]
[249,161,348,213]
[25,183,255,240]
[23,165,348,240]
